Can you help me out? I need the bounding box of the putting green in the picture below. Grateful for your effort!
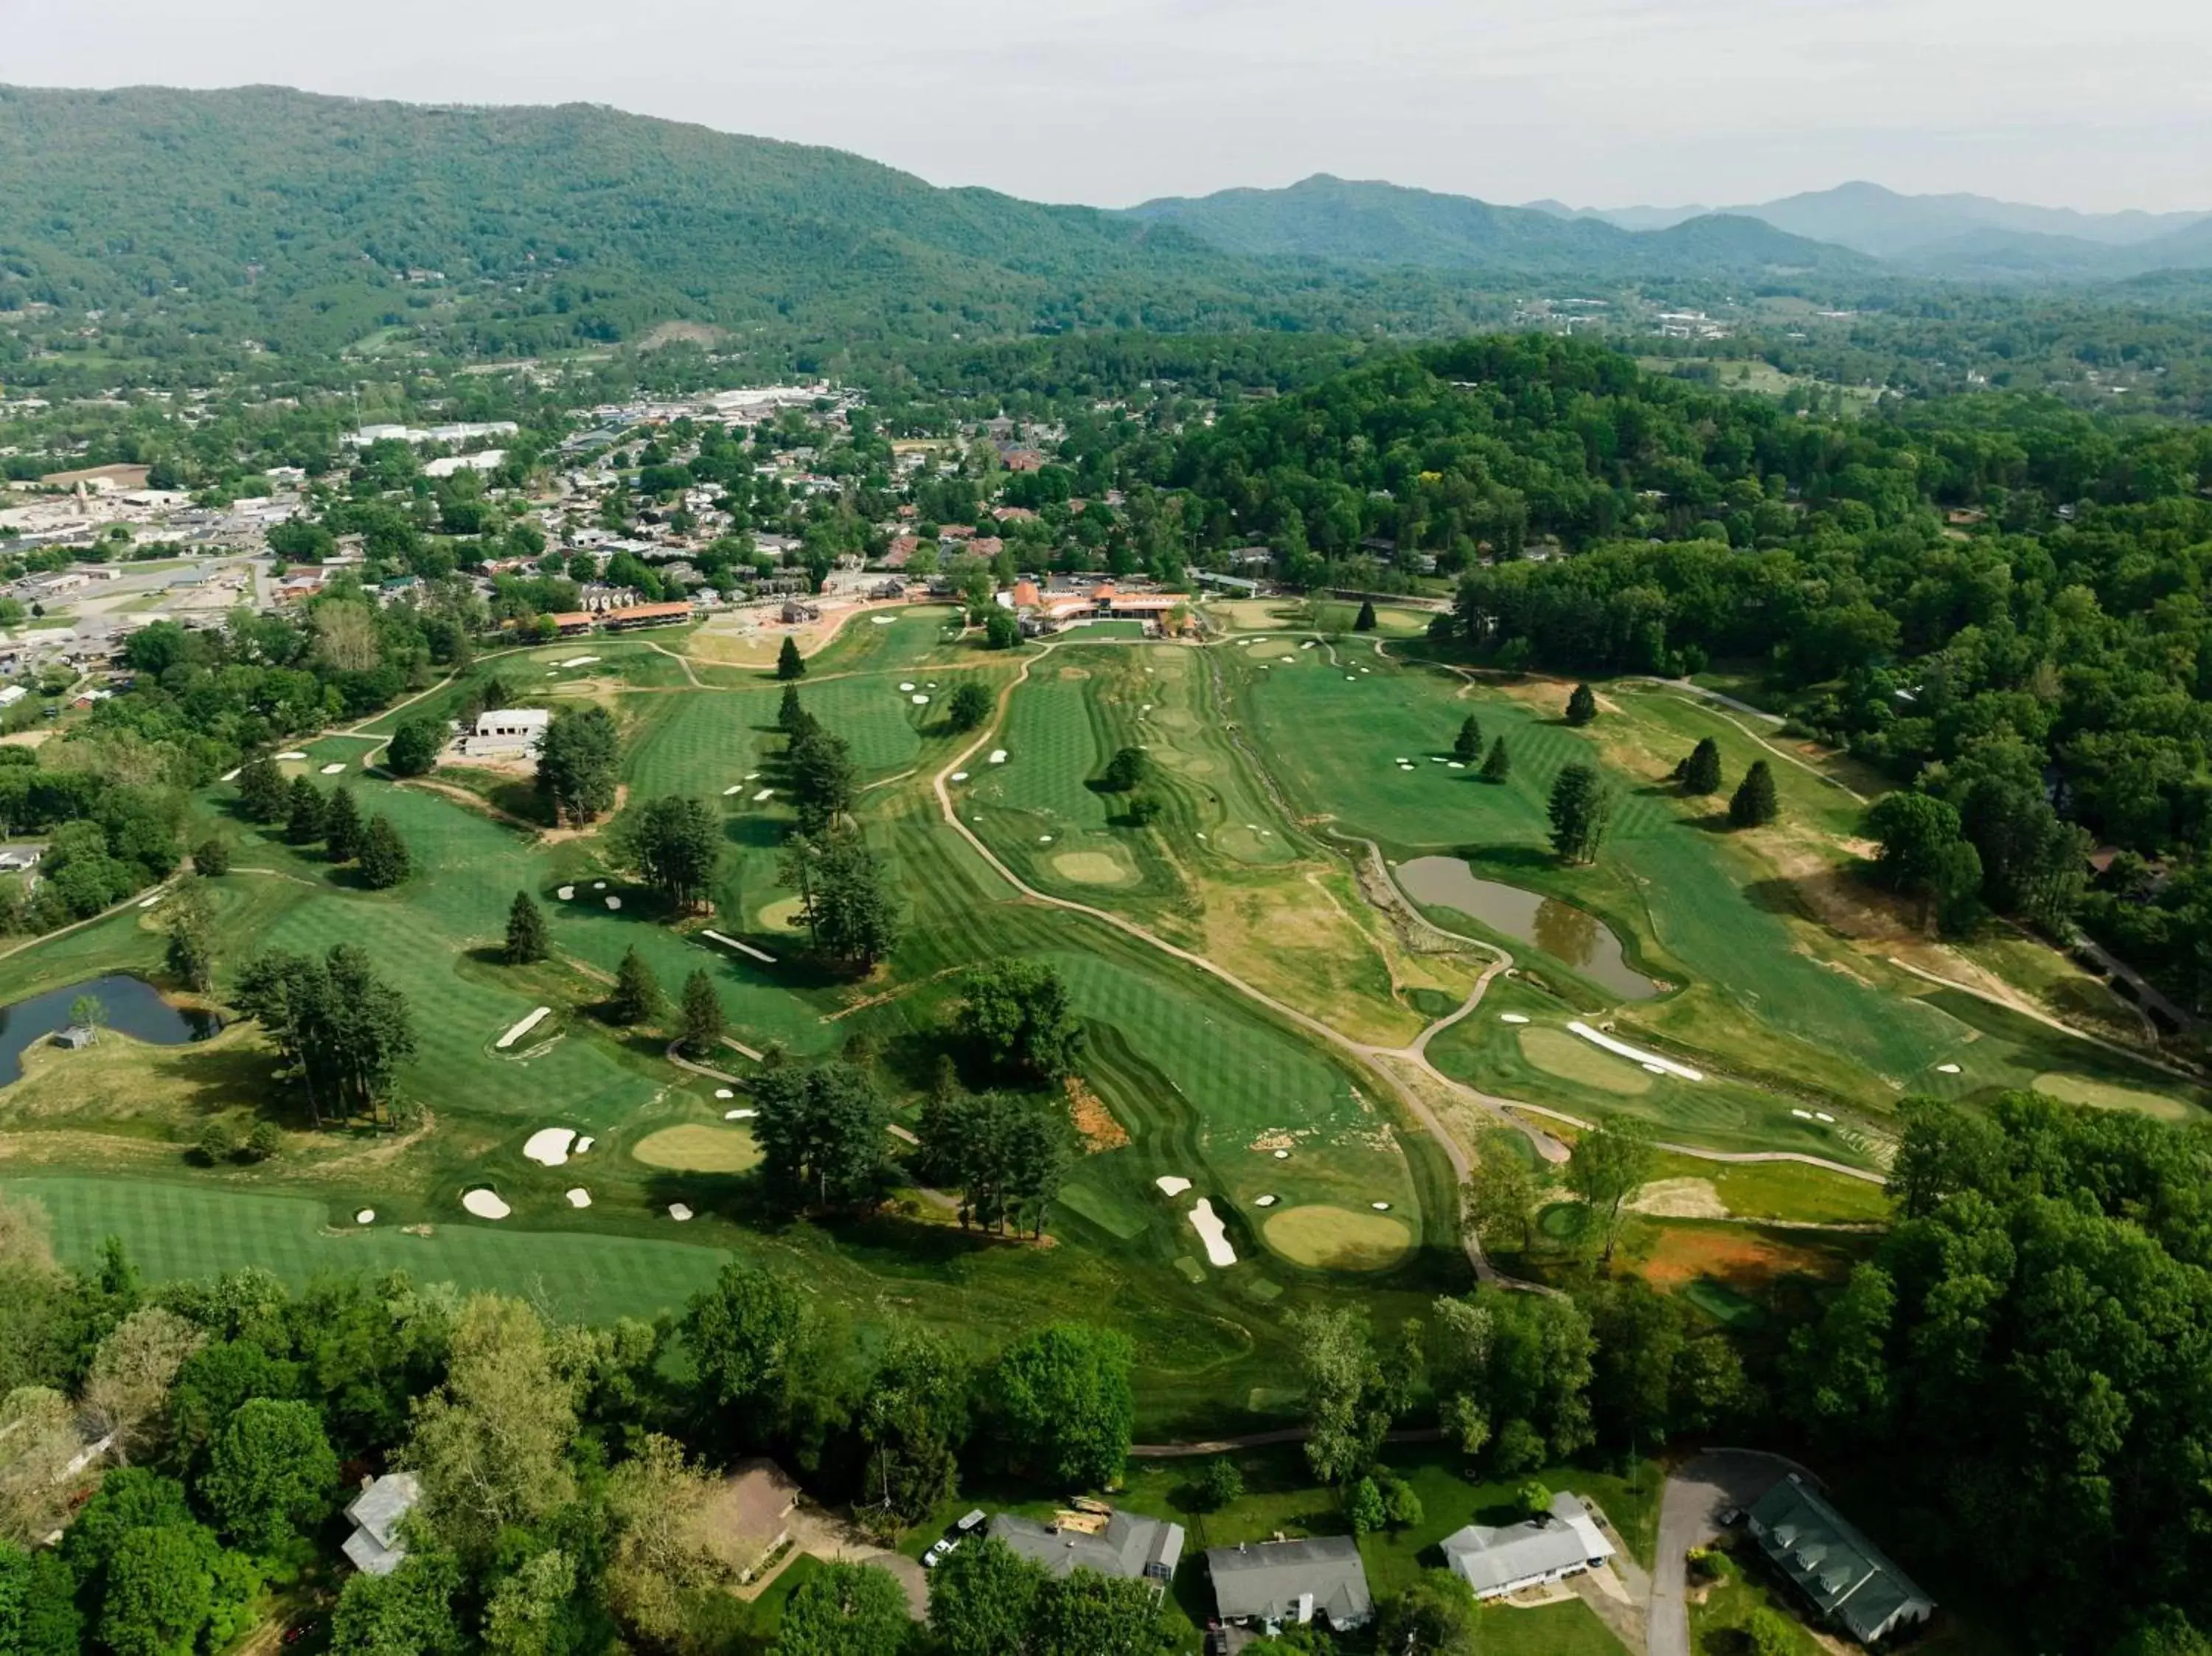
[2032,1072,2197,1123]
[1517,1025,1653,1094]
[630,1124,763,1173]
[757,896,807,933]
[1051,849,1137,886]
[1261,1203,1413,1270]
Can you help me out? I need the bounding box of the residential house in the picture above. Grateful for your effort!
[1440,1490,1615,1601]
[1206,1536,1372,1632]
[1746,1476,1934,1645]
[988,1511,1184,1590]
[342,1472,422,1576]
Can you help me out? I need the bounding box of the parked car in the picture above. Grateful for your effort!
[923,1538,961,1569]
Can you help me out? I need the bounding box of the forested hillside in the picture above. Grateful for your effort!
[1172,336,2212,1004]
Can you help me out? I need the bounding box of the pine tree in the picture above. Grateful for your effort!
[679,969,724,1057]
[1565,683,1599,726]
[1680,737,1723,796]
[1729,759,1779,829]
[776,635,806,681]
[355,815,411,888]
[322,786,364,862]
[1354,598,1377,632]
[1547,762,1613,863]
[1481,736,1512,783]
[777,681,807,734]
[1453,714,1483,762]
[609,946,665,1026]
[504,891,549,964]
[236,756,288,823]
[284,777,326,845]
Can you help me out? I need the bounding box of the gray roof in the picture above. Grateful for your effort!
[1441,1491,1615,1597]
[989,1511,1185,1583]
[1748,1478,1934,1644]
[1206,1534,1372,1628]
[342,1472,420,1576]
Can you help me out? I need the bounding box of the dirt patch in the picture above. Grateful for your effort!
[1627,1176,1729,1220]
[639,320,726,349]
[632,1124,762,1172]
[1632,1222,1841,1293]
[1065,1077,1130,1151]
[1262,1204,1413,1270]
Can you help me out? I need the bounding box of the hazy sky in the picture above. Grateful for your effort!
[9,0,2211,211]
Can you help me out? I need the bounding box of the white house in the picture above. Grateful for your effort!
[1441,1490,1615,1600]
[476,708,552,742]
[341,1472,420,1576]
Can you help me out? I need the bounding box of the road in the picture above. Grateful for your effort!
[1649,1450,1806,1656]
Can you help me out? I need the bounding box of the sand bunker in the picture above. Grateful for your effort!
[988,750,1008,764]
[1188,1199,1237,1267]
[560,656,599,667]
[900,682,916,692]
[594,881,606,889]
[872,615,898,625]
[723,785,743,796]
[715,1087,734,1099]
[911,695,929,705]
[1499,1013,1530,1024]
[575,1136,594,1153]
[498,1007,553,1050]
[704,928,776,962]
[668,1204,693,1222]
[605,896,622,910]
[1567,1020,1703,1081]
[523,1127,577,1166]
[1630,1177,1730,1220]
[1935,1062,1961,1074]
[1253,1194,1278,1207]
[462,1188,511,1220]
[557,886,574,900]
[220,768,241,783]
[276,751,307,760]
[633,1124,763,1173]
[723,1108,757,1121]
[566,1188,591,1208]
[1262,1204,1412,1270]
[751,788,774,802]
[355,1209,375,1225]
[1155,1175,1192,1197]
[320,762,347,775]
[950,771,969,782]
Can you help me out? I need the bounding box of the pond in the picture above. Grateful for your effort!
[0,973,219,1086]
[1394,856,1660,1000]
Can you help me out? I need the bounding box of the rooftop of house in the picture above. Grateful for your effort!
[1748,1478,1933,1644]
[1439,1490,1614,1597]
[989,1510,1185,1584]
[1206,1534,1373,1627]
[342,1472,421,1577]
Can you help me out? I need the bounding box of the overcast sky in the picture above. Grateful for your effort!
[8,0,2210,212]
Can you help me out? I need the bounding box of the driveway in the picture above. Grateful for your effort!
[1649,1451,1804,1656]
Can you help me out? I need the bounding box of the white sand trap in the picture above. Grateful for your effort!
[320,762,347,775]
[1499,1013,1530,1024]
[523,1126,576,1166]
[137,894,161,908]
[560,655,599,667]
[1346,675,1357,681]
[566,1188,591,1208]
[220,767,241,782]
[574,1137,594,1154]
[899,682,917,691]
[667,1203,693,1222]
[1643,1062,1667,1075]
[950,771,969,782]
[1566,1020,1703,1082]
[703,929,776,963]
[498,1006,554,1050]
[723,785,743,796]
[1281,655,1295,662]
[989,749,1008,764]
[557,885,574,900]
[355,1209,375,1225]
[1301,641,1315,649]
[1395,757,1410,765]
[715,1087,734,1099]
[605,896,622,910]
[911,694,929,704]
[1155,1175,1192,1197]
[1936,1062,1961,1074]
[872,615,897,625]
[1188,1200,1237,1267]
[463,1189,511,1220]
[1430,756,1446,762]
[927,681,937,686]
[1447,761,1465,768]
[751,788,774,801]
[1371,1201,1392,1211]
[745,772,760,780]
[1815,1111,1835,1122]
[1040,835,1053,843]
[594,880,607,889]
[1791,1108,1814,1119]
[276,751,307,760]
[1254,1194,1279,1207]
[1273,1149,1290,1161]
[723,1107,757,1121]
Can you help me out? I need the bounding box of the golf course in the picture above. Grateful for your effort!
[1,596,2195,1438]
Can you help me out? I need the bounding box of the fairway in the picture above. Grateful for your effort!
[1518,1023,1655,1093]
[2033,1071,2198,1123]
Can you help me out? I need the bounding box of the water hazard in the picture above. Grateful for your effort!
[0,973,218,1085]
[1394,857,1659,1000]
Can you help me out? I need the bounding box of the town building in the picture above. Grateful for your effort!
[1439,1490,1615,1600]
[1206,1535,1373,1633]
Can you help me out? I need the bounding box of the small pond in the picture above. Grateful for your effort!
[0,973,218,1086]
[1394,856,1660,1000]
